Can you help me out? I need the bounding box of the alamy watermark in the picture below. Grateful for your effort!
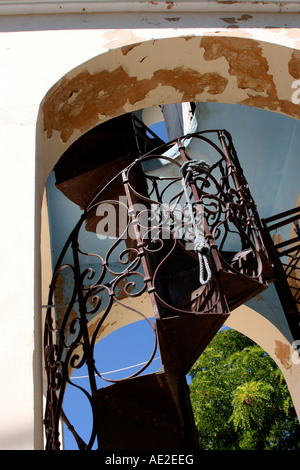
[292,341,300,365]
[291,79,300,105]
[95,196,205,251]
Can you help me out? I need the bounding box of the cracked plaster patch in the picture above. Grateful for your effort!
[43,65,227,142]
[275,340,292,370]
[200,36,300,117]
[289,49,300,79]
[42,35,300,145]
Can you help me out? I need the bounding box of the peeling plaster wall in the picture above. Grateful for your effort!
[0,8,300,449]
[38,32,300,192]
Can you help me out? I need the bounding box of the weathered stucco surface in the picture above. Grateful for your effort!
[289,49,300,78]
[275,340,293,371]
[42,66,227,142]
[201,36,300,116]
[41,34,300,149]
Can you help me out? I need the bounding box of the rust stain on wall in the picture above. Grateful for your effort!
[275,340,292,370]
[53,272,78,332]
[43,66,227,142]
[220,17,238,25]
[201,36,277,96]
[43,37,300,144]
[152,68,227,101]
[43,67,154,141]
[288,50,300,79]
[200,36,300,119]
[238,14,253,21]
[166,1,175,9]
[220,14,253,26]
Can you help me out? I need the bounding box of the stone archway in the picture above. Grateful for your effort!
[36,33,300,420]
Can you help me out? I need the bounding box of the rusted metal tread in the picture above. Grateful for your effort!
[156,312,229,378]
[93,371,189,450]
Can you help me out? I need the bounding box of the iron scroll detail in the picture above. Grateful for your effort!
[43,129,271,450]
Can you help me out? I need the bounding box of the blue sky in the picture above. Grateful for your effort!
[63,317,163,449]
[147,120,169,142]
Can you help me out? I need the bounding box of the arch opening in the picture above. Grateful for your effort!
[37,38,298,450]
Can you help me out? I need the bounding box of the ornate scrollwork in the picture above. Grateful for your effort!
[44,129,268,449]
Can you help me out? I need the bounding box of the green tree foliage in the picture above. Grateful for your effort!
[188,328,300,450]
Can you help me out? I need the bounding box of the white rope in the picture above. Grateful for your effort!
[181,159,212,285]
[71,356,161,379]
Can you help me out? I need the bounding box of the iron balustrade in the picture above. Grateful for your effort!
[44,129,271,450]
[262,207,300,338]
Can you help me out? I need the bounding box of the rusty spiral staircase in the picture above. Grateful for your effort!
[43,113,292,450]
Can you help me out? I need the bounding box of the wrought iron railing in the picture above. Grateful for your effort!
[262,207,300,337]
[44,129,271,449]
